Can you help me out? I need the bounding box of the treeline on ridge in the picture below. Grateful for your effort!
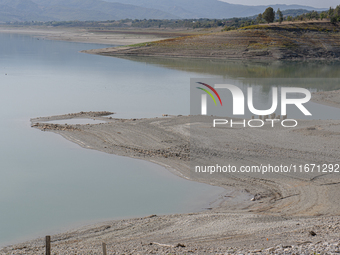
[5,5,340,30]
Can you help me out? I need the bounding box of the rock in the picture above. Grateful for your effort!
[309,231,317,236]
[145,215,157,218]
[266,247,275,253]
[250,249,262,253]
[251,194,262,201]
[176,243,186,248]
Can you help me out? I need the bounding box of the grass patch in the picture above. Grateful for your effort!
[240,23,338,33]
[240,24,268,30]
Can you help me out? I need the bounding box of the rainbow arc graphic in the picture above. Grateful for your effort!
[196,82,222,106]
[196,82,222,115]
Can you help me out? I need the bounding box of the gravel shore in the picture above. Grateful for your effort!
[2,214,340,254]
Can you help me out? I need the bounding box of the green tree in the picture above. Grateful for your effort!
[277,8,283,23]
[263,7,275,23]
[330,16,338,24]
[335,5,340,16]
[256,13,263,24]
[287,15,292,22]
[312,11,320,20]
[320,12,326,20]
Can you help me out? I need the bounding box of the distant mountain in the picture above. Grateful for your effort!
[0,0,49,21]
[106,0,327,19]
[247,9,315,20]
[280,9,314,17]
[0,0,179,22]
[0,0,327,22]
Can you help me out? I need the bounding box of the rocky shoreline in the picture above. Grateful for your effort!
[2,214,340,254]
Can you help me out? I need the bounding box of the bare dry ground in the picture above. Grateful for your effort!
[0,26,211,46]
[313,89,340,108]
[0,26,187,45]
[83,22,340,60]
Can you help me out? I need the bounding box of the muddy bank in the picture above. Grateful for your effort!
[0,27,171,45]
[312,89,340,108]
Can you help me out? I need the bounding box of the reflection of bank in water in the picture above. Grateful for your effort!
[117,56,340,91]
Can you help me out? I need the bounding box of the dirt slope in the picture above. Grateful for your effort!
[83,22,340,60]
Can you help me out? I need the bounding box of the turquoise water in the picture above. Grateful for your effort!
[0,33,222,246]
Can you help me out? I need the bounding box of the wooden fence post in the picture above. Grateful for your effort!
[102,242,107,255]
[46,236,51,255]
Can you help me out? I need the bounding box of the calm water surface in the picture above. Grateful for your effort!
[0,33,221,246]
[1,33,340,246]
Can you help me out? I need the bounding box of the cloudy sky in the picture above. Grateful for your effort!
[220,0,337,8]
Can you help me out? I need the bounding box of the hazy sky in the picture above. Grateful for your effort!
[220,0,337,8]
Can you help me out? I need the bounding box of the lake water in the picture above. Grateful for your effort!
[1,33,340,247]
[0,33,224,247]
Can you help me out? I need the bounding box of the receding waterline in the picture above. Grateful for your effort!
[42,118,108,125]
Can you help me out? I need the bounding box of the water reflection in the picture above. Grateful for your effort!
[116,56,340,91]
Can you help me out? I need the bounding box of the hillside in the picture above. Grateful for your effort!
[106,0,326,19]
[0,0,327,22]
[0,0,178,22]
[83,22,340,61]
